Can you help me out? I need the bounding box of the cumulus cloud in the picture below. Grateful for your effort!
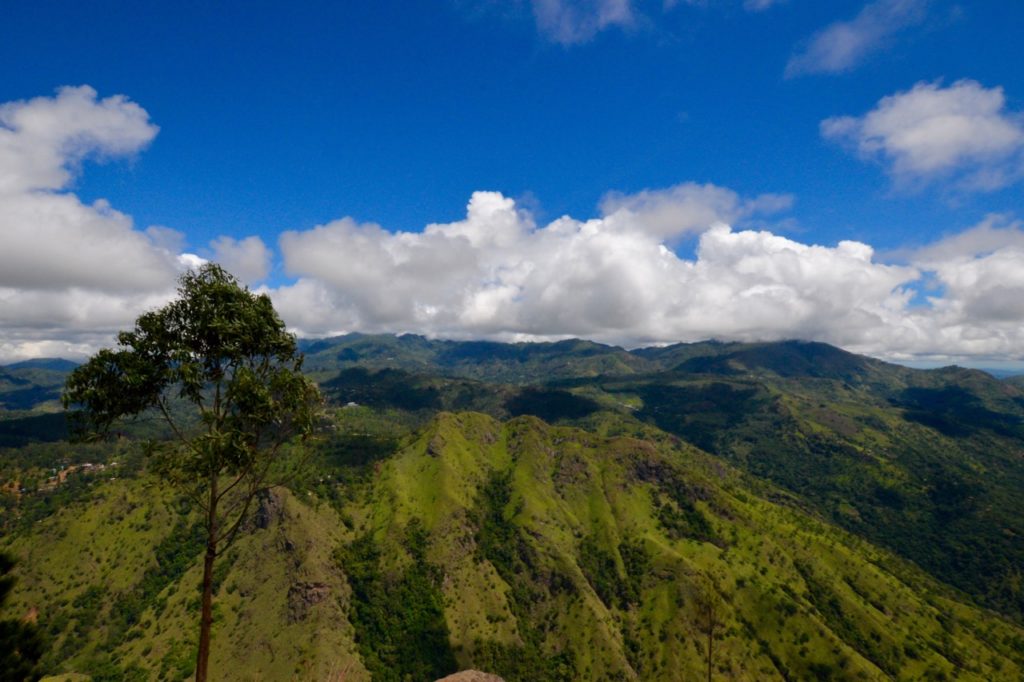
[0,86,184,360]
[903,214,1024,264]
[822,80,1024,191]
[0,86,177,295]
[272,189,908,347]
[786,0,928,77]
[0,85,159,194]
[531,0,635,45]
[5,87,1024,366]
[210,235,272,284]
[268,191,1024,364]
[0,87,202,362]
[598,182,793,240]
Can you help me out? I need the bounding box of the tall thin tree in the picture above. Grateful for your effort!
[64,264,323,682]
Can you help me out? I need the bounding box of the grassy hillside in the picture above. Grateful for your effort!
[344,412,1023,681]
[7,337,1024,679]
[4,477,369,681]
[5,410,1024,680]
[565,347,1024,621]
[308,337,1024,623]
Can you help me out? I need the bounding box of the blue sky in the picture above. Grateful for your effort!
[1,1,1024,364]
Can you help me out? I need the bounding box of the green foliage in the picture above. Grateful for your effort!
[618,538,650,605]
[104,518,205,647]
[5,409,1024,680]
[505,388,601,423]
[7,335,1024,678]
[337,520,458,681]
[577,535,624,609]
[469,471,578,682]
[63,263,323,484]
[61,263,324,682]
[1,440,144,535]
[0,360,74,413]
[0,413,68,448]
[0,552,43,682]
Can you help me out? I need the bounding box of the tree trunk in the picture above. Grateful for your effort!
[706,603,714,682]
[195,476,218,682]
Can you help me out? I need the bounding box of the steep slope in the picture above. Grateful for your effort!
[516,342,1024,622]
[6,411,1024,680]
[342,412,1024,681]
[312,338,1024,623]
[3,479,369,681]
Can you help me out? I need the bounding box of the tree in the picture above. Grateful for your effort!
[0,552,44,682]
[63,264,323,682]
[694,573,723,682]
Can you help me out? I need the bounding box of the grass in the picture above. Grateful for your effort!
[5,409,1024,680]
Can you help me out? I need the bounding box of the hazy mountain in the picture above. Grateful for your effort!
[0,359,77,413]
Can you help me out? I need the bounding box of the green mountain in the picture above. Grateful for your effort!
[0,358,77,415]
[305,336,1024,622]
[4,337,1024,679]
[300,334,653,384]
[5,411,1024,681]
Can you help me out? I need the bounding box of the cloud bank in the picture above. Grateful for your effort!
[823,79,1024,191]
[271,190,1024,364]
[4,86,1024,366]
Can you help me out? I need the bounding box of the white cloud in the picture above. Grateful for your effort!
[270,192,1024,364]
[0,87,227,362]
[899,216,1024,348]
[598,182,793,240]
[903,214,1024,264]
[531,0,635,45]
[822,80,1024,191]
[786,0,928,77]
[272,189,909,347]
[0,86,177,296]
[5,87,1024,366]
[210,235,272,284]
[0,85,158,194]
[743,0,786,11]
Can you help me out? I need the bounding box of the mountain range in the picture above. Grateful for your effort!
[2,336,1024,680]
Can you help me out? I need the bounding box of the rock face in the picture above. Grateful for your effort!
[286,581,331,623]
[434,672,505,682]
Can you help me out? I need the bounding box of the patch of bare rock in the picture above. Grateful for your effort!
[434,672,505,682]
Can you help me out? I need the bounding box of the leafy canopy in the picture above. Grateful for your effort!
[0,552,43,682]
[63,263,322,489]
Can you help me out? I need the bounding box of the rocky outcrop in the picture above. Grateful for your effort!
[434,672,504,682]
[286,581,331,623]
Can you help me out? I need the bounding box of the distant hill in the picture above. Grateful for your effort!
[4,358,80,373]
[0,358,77,420]
[299,333,654,383]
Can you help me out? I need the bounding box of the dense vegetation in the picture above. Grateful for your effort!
[3,336,1024,679]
